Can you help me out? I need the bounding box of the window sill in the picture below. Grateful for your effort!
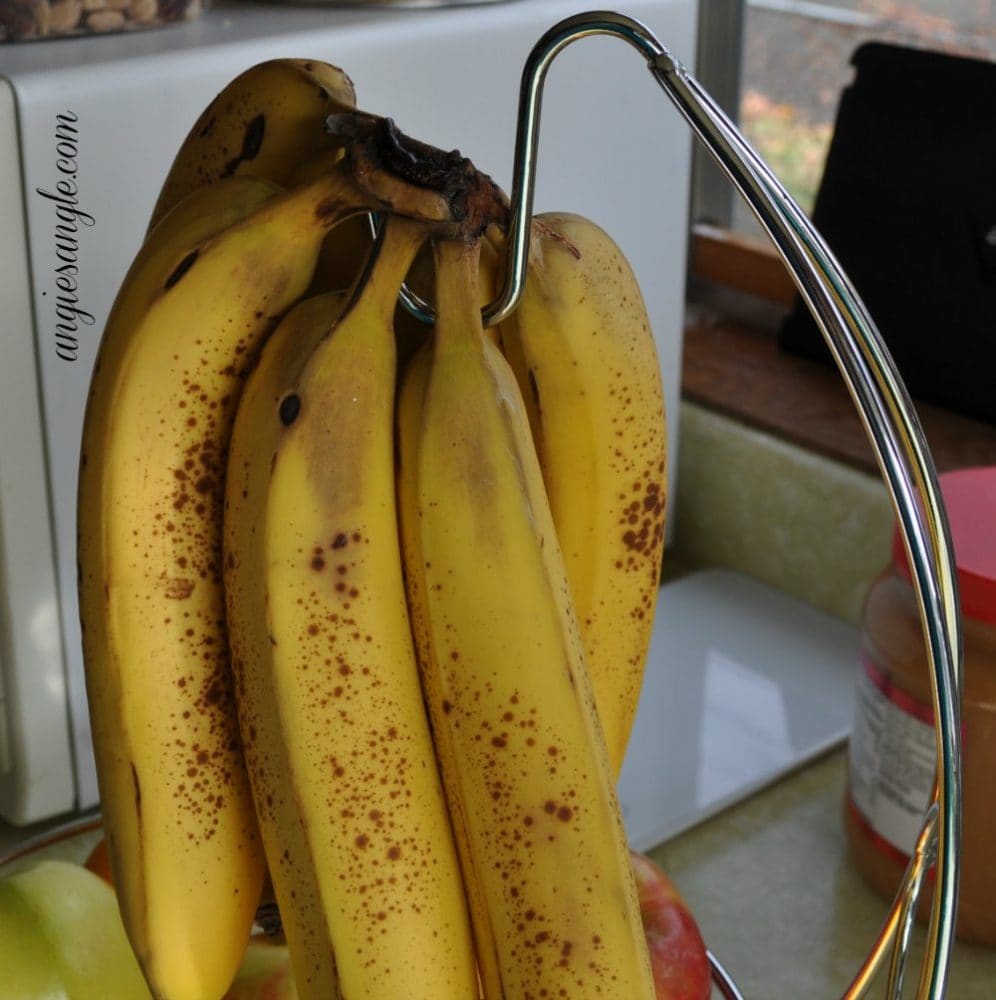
[683,225,996,477]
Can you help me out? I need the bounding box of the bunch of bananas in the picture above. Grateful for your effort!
[77,57,670,1000]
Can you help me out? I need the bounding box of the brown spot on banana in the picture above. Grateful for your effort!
[527,368,541,414]
[130,762,142,819]
[220,113,266,178]
[162,576,195,600]
[278,394,301,426]
[164,250,199,290]
[197,114,216,139]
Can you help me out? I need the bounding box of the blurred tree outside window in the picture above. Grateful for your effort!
[733,0,996,232]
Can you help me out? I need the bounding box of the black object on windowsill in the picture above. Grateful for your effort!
[778,41,996,426]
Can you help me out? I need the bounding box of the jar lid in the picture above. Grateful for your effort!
[892,466,996,624]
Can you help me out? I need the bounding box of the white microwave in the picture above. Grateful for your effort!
[0,0,696,825]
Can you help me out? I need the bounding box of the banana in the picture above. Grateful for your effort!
[77,162,426,1000]
[223,215,479,1000]
[397,236,655,1000]
[150,58,357,229]
[495,214,667,777]
[223,287,349,998]
[394,228,502,373]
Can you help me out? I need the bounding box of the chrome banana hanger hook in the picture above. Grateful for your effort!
[402,10,963,999]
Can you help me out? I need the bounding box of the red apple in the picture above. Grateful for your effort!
[631,850,711,1000]
[223,940,297,1000]
[83,836,114,887]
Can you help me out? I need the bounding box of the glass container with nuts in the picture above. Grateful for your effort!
[0,0,206,41]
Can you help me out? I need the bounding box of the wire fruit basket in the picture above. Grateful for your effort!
[466,11,962,1000]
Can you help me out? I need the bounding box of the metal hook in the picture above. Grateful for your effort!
[397,11,672,327]
[482,11,668,327]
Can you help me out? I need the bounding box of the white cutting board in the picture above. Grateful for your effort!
[618,568,859,851]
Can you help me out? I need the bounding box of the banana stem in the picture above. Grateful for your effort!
[330,111,508,238]
[430,238,484,352]
[348,215,432,325]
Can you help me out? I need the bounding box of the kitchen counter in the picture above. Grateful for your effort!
[650,749,996,997]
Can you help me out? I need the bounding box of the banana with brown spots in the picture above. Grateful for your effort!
[397,236,655,1000]
[149,58,357,231]
[495,214,668,778]
[77,158,457,999]
[223,215,479,1000]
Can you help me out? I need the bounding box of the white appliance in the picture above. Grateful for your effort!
[0,0,699,824]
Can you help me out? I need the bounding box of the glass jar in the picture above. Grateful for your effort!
[0,0,206,43]
[845,466,996,946]
[267,1,512,7]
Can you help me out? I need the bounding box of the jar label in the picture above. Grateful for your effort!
[847,653,936,859]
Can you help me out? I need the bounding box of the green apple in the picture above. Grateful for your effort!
[0,859,150,999]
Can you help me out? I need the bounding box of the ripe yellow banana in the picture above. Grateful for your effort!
[223,287,349,998]
[398,236,655,1000]
[150,58,356,228]
[78,164,396,1000]
[224,215,479,1000]
[496,214,667,777]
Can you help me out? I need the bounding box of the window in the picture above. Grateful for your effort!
[686,1,996,458]
[696,0,996,234]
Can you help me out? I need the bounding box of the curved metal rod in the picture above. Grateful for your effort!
[0,811,102,868]
[642,24,963,999]
[708,948,747,1000]
[488,10,963,998]
[844,802,940,998]
[397,11,671,325]
[887,804,939,999]
[482,11,667,325]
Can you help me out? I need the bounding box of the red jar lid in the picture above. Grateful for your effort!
[892,466,996,625]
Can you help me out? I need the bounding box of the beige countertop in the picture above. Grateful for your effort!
[648,749,996,997]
